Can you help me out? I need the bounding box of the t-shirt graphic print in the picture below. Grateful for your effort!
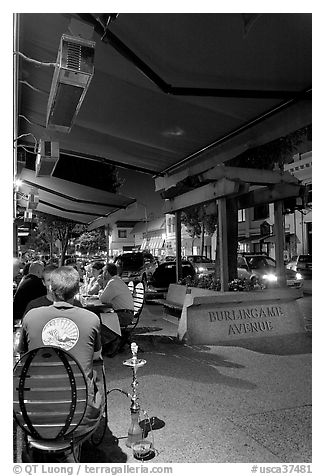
[42,317,79,351]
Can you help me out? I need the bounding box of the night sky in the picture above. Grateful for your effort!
[23,150,164,218]
[117,167,165,218]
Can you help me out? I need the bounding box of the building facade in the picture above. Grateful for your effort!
[236,151,312,259]
[132,218,166,257]
[165,214,213,258]
[283,151,312,256]
[108,220,141,257]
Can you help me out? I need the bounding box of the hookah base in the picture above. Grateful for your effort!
[132,440,155,461]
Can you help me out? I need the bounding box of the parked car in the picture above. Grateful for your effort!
[186,255,215,276]
[161,255,176,262]
[146,260,196,300]
[114,251,157,288]
[286,254,312,279]
[186,255,257,283]
[237,253,304,289]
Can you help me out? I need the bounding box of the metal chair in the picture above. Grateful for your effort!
[116,282,145,353]
[13,346,103,462]
[128,281,145,332]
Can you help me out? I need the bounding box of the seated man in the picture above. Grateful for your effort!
[99,263,134,355]
[17,266,105,445]
[24,264,82,315]
[100,263,134,327]
[13,261,46,324]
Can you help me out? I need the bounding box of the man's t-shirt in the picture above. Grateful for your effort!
[21,302,101,385]
[100,276,134,311]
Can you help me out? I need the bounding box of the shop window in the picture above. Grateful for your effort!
[253,204,269,221]
[238,209,246,222]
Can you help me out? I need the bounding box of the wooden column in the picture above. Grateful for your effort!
[218,198,229,291]
[274,200,286,287]
[175,211,182,282]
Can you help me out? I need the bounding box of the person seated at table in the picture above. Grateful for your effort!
[87,261,105,296]
[24,264,82,315]
[16,266,105,457]
[13,261,46,324]
[100,263,134,327]
[98,263,134,356]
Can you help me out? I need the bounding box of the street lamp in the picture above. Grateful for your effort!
[136,202,148,244]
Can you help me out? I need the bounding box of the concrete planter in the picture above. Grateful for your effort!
[168,284,305,346]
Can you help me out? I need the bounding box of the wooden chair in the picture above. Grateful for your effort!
[13,346,102,462]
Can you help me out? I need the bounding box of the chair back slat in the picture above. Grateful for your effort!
[13,347,88,440]
[128,281,134,295]
[133,282,144,315]
[127,282,144,329]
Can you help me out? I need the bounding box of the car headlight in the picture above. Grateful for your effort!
[295,272,303,280]
[262,273,278,282]
[146,284,157,292]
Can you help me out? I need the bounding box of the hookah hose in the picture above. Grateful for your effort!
[91,381,157,456]
[91,373,130,447]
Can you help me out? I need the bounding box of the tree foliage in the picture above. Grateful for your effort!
[181,205,218,237]
[75,228,107,255]
[181,204,218,255]
[181,206,202,239]
[228,125,311,170]
[26,212,83,264]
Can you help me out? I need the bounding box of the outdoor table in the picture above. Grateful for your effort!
[81,295,121,336]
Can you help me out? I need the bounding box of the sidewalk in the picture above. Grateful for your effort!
[83,302,312,464]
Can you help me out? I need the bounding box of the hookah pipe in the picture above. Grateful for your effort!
[123,342,147,447]
[105,342,154,459]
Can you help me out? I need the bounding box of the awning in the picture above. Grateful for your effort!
[147,237,154,250]
[156,238,165,249]
[238,235,264,244]
[17,168,135,225]
[16,13,311,178]
[263,233,300,243]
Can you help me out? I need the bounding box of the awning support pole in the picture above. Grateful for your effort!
[274,200,286,287]
[175,211,182,282]
[218,198,229,291]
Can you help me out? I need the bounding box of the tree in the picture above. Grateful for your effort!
[75,228,107,256]
[182,204,218,255]
[228,125,311,171]
[30,212,82,265]
[181,206,202,254]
